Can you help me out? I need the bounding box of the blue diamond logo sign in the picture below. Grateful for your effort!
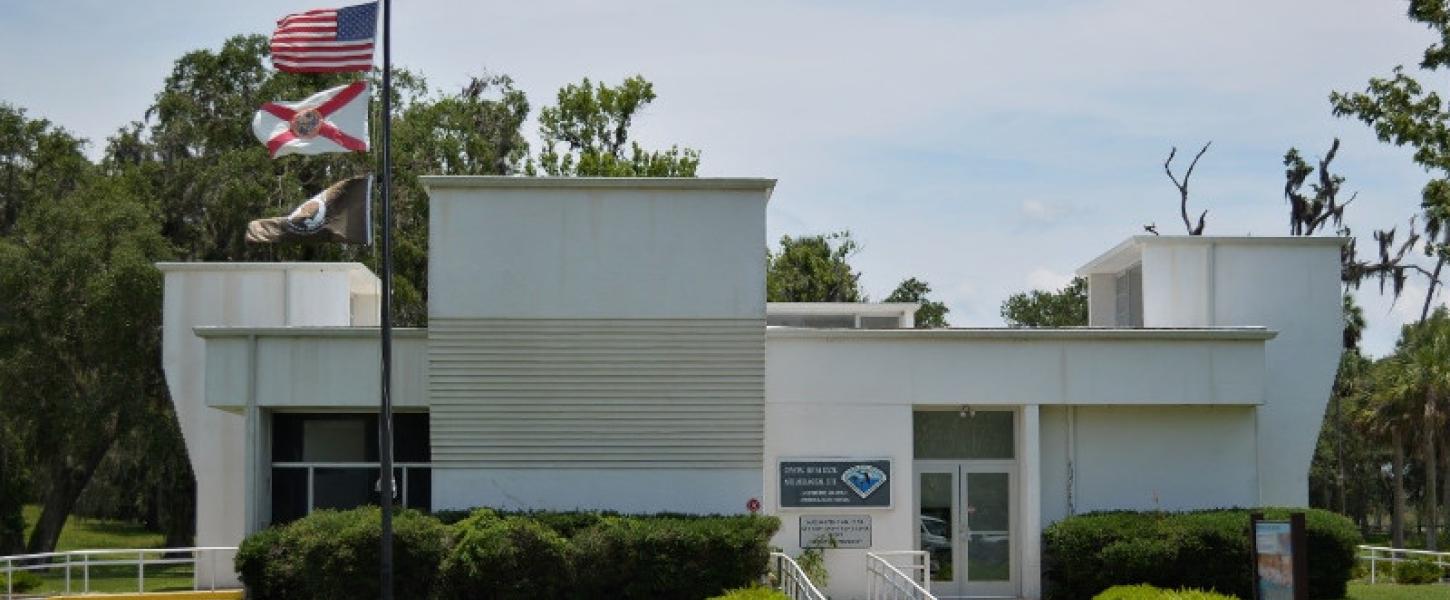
[841,464,888,499]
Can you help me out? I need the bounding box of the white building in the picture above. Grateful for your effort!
[158,177,1342,600]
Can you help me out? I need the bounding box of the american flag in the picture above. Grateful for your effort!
[270,2,378,74]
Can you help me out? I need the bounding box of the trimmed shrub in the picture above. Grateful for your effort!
[238,507,778,599]
[572,515,780,600]
[436,509,572,600]
[1393,557,1445,584]
[235,506,451,600]
[1093,584,1238,600]
[433,508,605,537]
[1043,508,1359,600]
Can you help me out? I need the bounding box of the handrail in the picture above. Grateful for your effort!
[1357,544,1450,584]
[769,552,828,600]
[2,546,238,599]
[866,551,935,600]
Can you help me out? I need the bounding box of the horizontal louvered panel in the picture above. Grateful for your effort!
[429,318,763,468]
[431,435,764,446]
[429,402,761,411]
[433,428,763,436]
[429,389,762,398]
[434,460,763,469]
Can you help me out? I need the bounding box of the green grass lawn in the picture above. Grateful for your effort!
[8,505,196,595]
[1345,581,1450,600]
[20,505,165,551]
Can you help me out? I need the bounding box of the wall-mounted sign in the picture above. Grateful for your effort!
[779,459,891,508]
[1251,513,1307,600]
[800,515,872,549]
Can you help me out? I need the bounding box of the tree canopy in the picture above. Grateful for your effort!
[885,277,949,328]
[530,76,700,177]
[0,33,700,554]
[999,277,1088,327]
[766,231,865,303]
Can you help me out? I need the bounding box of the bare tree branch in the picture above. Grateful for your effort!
[1164,142,1211,235]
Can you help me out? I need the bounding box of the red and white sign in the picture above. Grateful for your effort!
[252,81,370,158]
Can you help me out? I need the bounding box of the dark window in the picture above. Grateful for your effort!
[272,413,429,463]
[313,467,375,511]
[271,468,308,524]
[767,314,857,328]
[268,412,431,525]
[860,316,901,329]
[913,411,1015,460]
[406,468,431,511]
[394,413,430,462]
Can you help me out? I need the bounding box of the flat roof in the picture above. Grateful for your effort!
[195,326,427,338]
[420,176,776,199]
[156,261,373,273]
[767,326,1276,341]
[766,302,919,316]
[1077,235,1348,275]
[195,324,1272,342]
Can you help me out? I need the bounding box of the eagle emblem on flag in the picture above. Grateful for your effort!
[246,176,372,245]
[252,81,370,158]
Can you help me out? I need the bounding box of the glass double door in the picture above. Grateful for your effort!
[916,461,1016,599]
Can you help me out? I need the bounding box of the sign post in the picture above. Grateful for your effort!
[1250,512,1308,600]
[377,1,396,599]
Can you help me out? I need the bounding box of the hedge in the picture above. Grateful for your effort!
[1042,508,1359,600]
[436,510,572,600]
[235,507,451,600]
[1092,584,1238,600]
[1393,557,1445,584]
[237,506,780,600]
[572,515,778,599]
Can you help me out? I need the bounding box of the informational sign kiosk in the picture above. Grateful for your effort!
[1250,512,1308,600]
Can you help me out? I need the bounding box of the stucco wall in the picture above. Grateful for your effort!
[765,330,1268,407]
[158,262,377,584]
[764,399,914,599]
[1137,239,1341,505]
[421,177,772,513]
[1076,405,1258,514]
[424,178,771,320]
[198,329,427,410]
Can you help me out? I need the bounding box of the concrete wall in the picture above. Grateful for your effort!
[765,331,1272,600]
[1039,405,1259,525]
[1135,238,1342,505]
[764,397,913,599]
[424,177,772,320]
[158,262,378,583]
[765,329,1270,407]
[198,328,427,410]
[421,177,774,513]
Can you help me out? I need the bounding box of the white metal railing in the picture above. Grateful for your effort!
[867,551,936,600]
[1358,544,1450,584]
[1,546,238,599]
[770,552,828,600]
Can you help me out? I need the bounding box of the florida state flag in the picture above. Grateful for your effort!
[252,81,370,158]
[247,176,372,244]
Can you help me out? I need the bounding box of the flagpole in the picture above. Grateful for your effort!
[378,0,395,599]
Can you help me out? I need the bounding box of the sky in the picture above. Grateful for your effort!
[1,0,1447,356]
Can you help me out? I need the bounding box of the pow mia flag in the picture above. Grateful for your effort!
[247,176,372,245]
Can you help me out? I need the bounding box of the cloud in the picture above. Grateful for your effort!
[1021,199,1068,223]
[1,0,1439,352]
[1026,267,1073,291]
[1390,282,1448,322]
